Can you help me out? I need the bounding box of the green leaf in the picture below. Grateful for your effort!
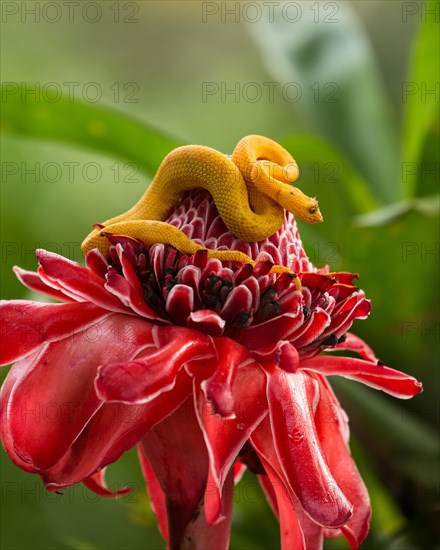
[332,379,439,486]
[280,134,379,269]
[349,437,407,538]
[248,1,398,201]
[282,134,379,212]
[354,194,440,226]
[230,471,279,550]
[1,85,182,175]
[340,207,439,399]
[402,0,440,197]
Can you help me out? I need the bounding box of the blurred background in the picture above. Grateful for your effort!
[1,1,439,548]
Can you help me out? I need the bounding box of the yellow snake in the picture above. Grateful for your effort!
[81,135,322,282]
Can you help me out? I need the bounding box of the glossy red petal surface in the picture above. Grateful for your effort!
[82,468,131,497]
[181,468,234,550]
[85,248,109,278]
[196,360,267,524]
[0,300,111,365]
[166,284,194,325]
[137,445,168,541]
[201,337,249,418]
[37,249,129,313]
[187,310,226,336]
[301,356,423,398]
[13,266,73,302]
[0,351,42,473]
[141,398,210,549]
[235,312,303,350]
[315,376,371,549]
[334,333,378,362]
[96,326,213,404]
[105,267,161,320]
[253,418,325,549]
[44,369,192,489]
[259,464,306,550]
[8,314,154,469]
[266,367,353,528]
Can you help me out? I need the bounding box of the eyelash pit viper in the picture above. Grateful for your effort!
[81,135,323,285]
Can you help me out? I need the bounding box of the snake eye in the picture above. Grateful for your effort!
[308,206,317,215]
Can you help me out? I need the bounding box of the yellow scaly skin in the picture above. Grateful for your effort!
[81,135,323,289]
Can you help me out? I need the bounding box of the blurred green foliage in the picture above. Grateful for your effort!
[1,1,438,549]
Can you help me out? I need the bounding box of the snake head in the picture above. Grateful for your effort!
[304,198,323,224]
[278,185,323,224]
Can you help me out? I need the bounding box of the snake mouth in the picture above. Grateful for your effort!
[305,211,323,224]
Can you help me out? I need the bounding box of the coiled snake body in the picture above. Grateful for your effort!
[81,135,322,278]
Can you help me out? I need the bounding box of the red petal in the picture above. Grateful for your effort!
[180,265,202,305]
[180,468,234,550]
[141,398,210,549]
[329,272,359,286]
[334,333,378,362]
[315,377,371,548]
[0,300,111,365]
[166,284,194,325]
[0,352,41,472]
[83,468,131,497]
[259,464,307,550]
[252,419,325,549]
[328,284,359,302]
[300,356,423,398]
[242,276,261,311]
[44,369,192,489]
[254,260,274,276]
[13,266,73,302]
[251,340,300,373]
[196,360,267,524]
[233,262,254,285]
[322,296,371,339]
[261,472,326,549]
[95,326,213,404]
[234,462,246,483]
[8,314,154,469]
[201,337,249,417]
[235,311,303,350]
[137,445,168,541]
[220,285,253,324]
[118,246,164,321]
[300,272,337,292]
[36,266,77,301]
[265,367,353,527]
[105,267,161,320]
[291,308,330,348]
[187,310,225,336]
[85,248,109,278]
[36,249,130,313]
[258,472,279,517]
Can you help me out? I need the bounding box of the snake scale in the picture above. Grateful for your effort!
[81,135,323,279]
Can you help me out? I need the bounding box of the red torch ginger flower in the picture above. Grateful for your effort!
[0,189,422,549]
